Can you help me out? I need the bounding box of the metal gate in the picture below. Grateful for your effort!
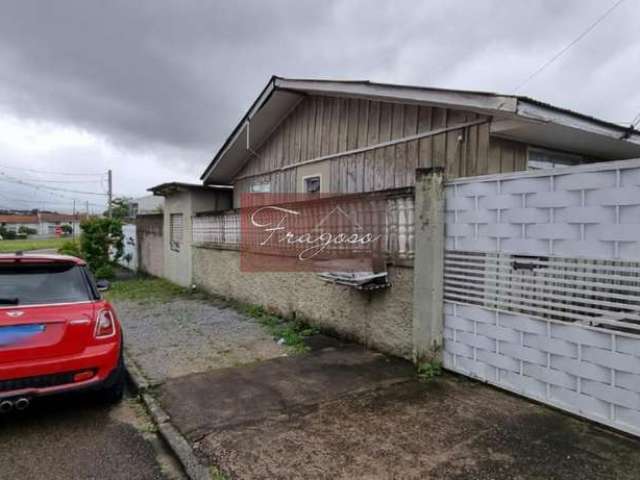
[442,159,640,437]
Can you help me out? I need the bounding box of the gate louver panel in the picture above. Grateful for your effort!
[442,160,640,437]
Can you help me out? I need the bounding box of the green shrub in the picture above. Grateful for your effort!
[0,228,17,240]
[18,226,38,236]
[58,240,82,257]
[79,218,124,274]
[94,264,115,280]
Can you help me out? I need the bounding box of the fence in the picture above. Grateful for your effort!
[441,159,640,437]
[117,223,138,271]
[192,189,415,262]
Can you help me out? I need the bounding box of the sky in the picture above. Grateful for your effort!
[0,0,639,213]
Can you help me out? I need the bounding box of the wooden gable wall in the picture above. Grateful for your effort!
[233,94,527,204]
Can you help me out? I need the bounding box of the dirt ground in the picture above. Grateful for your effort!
[116,281,640,480]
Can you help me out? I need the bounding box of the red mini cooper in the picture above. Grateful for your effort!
[0,253,124,413]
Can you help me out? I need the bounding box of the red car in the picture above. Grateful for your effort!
[0,253,124,413]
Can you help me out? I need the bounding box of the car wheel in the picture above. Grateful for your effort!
[98,356,125,405]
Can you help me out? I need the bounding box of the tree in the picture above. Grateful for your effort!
[79,217,124,279]
[105,197,132,221]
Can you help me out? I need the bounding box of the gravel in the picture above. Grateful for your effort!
[115,298,285,385]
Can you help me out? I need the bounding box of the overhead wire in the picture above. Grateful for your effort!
[0,173,108,196]
[0,163,107,177]
[514,0,626,93]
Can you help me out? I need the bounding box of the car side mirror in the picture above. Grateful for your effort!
[96,279,110,292]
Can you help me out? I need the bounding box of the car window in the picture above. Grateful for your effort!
[0,263,93,306]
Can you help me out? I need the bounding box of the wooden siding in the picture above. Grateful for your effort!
[487,137,528,174]
[233,95,529,205]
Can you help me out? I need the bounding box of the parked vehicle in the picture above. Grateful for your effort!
[0,253,124,412]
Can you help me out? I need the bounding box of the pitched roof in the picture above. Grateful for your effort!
[201,76,640,184]
[0,215,38,224]
[148,182,232,196]
[39,213,87,223]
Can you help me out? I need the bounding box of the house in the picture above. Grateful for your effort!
[147,182,232,286]
[189,77,640,357]
[145,77,640,358]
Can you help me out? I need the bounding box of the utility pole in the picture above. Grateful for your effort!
[107,169,113,218]
[72,199,76,240]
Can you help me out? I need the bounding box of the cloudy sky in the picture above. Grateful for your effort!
[0,0,638,213]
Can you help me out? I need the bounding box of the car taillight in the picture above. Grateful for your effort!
[95,310,116,338]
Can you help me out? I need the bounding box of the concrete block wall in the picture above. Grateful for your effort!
[192,246,414,359]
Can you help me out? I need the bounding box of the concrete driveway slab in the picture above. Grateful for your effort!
[200,377,640,480]
[156,345,415,440]
[156,346,640,480]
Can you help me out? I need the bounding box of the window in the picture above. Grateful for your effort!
[250,181,271,193]
[528,148,582,170]
[0,263,92,306]
[304,175,321,194]
[169,213,184,252]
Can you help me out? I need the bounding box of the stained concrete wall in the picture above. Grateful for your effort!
[136,214,164,278]
[162,189,233,287]
[163,191,192,287]
[193,246,414,359]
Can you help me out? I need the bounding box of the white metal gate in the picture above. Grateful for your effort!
[442,159,640,437]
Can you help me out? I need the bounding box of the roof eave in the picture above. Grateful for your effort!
[200,76,278,181]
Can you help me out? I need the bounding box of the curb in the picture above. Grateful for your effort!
[124,354,211,480]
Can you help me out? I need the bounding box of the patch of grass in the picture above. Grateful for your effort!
[126,397,158,434]
[243,304,319,354]
[209,466,229,480]
[0,237,67,253]
[106,276,190,303]
[417,359,443,381]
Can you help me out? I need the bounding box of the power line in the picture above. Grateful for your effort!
[0,172,105,184]
[0,191,105,208]
[0,163,107,177]
[0,174,109,196]
[514,0,626,93]
[0,181,107,207]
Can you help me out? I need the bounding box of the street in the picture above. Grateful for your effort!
[0,389,185,480]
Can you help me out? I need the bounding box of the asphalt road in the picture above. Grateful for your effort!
[0,389,185,480]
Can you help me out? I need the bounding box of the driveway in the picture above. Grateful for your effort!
[114,278,640,479]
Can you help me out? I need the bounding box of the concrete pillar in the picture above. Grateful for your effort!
[412,167,445,363]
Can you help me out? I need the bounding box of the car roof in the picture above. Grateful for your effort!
[0,253,86,265]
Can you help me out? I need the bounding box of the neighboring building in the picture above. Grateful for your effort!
[0,212,87,237]
[147,182,232,286]
[187,77,640,358]
[37,212,87,237]
[0,215,40,235]
[127,195,164,218]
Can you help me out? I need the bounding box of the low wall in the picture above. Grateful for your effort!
[193,246,414,359]
[136,214,164,278]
